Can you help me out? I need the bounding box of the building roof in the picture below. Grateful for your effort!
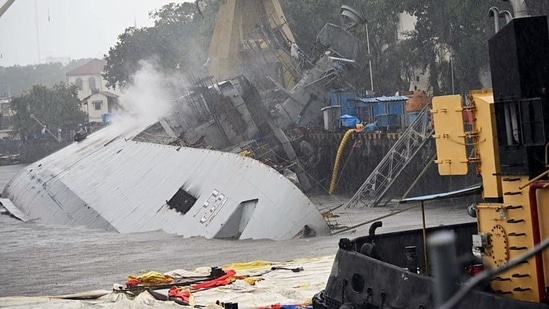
[66,59,106,76]
[358,95,409,103]
[99,91,118,98]
[81,91,119,102]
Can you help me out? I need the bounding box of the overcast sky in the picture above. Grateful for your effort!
[0,0,191,67]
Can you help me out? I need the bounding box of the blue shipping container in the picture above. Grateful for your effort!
[388,101,405,115]
[375,114,399,128]
[330,90,360,117]
[407,112,420,125]
[372,102,386,116]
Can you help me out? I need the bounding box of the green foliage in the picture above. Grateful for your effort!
[527,0,549,17]
[279,0,341,51]
[387,0,511,95]
[280,0,410,94]
[102,0,548,97]
[10,83,87,139]
[103,1,220,90]
[341,0,408,94]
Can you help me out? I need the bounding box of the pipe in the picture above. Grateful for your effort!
[505,0,529,18]
[0,0,15,19]
[500,10,513,23]
[488,7,501,33]
[528,181,549,302]
[368,221,382,236]
[422,201,428,274]
[545,142,549,168]
[329,128,357,194]
[429,231,459,306]
[519,169,549,190]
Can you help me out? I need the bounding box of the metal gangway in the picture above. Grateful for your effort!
[345,103,434,208]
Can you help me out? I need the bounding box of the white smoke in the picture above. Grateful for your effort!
[114,60,178,128]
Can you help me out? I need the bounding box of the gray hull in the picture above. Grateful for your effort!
[2,122,329,240]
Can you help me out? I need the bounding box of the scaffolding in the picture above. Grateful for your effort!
[345,103,435,208]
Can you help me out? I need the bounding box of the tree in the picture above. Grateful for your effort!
[101,0,531,97]
[9,83,87,140]
[280,0,407,95]
[103,1,220,90]
[526,0,549,17]
[279,0,341,52]
[389,0,508,95]
[342,0,408,94]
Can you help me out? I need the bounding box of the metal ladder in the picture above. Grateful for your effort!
[345,103,434,208]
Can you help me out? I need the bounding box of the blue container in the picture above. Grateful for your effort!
[372,102,386,116]
[330,91,339,106]
[375,114,399,128]
[388,101,405,115]
[407,112,420,126]
[339,114,361,128]
[101,113,111,124]
[330,90,360,117]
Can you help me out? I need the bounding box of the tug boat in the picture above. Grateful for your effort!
[313,2,549,308]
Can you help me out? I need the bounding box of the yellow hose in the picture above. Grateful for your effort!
[329,129,357,194]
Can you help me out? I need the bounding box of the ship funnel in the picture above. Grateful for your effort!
[503,0,529,18]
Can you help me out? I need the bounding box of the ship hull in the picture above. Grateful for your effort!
[2,122,330,240]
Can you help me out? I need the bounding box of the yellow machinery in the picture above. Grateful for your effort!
[207,0,299,90]
[431,2,549,302]
[311,2,549,308]
[432,90,549,303]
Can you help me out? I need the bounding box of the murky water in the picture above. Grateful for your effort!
[0,164,474,297]
[0,164,340,297]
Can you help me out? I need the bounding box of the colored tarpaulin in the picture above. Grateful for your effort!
[0,255,335,308]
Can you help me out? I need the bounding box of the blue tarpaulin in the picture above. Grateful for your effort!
[101,113,111,124]
[339,114,361,128]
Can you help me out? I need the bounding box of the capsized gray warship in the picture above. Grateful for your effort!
[1,0,366,240]
[2,106,329,240]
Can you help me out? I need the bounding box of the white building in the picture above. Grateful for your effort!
[0,97,13,139]
[66,59,121,124]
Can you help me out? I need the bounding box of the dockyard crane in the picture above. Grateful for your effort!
[206,0,300,90]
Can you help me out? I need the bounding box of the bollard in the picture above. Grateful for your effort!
[428,230,459,307]
[404,245,419,273]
